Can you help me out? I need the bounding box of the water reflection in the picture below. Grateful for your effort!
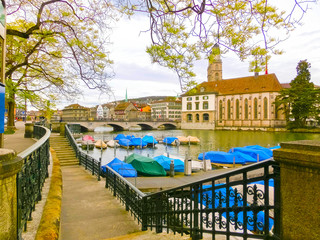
[83,127,319,166]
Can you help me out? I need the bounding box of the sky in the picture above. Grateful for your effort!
[64,1,320,109]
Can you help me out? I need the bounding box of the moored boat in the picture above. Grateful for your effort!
[95,139,107,149]
[186,136,200,144]
[198,151,245,168]
[80,140,94,150]
[125,153,166,176]
[107,140,119,148]
[82,135,94,142]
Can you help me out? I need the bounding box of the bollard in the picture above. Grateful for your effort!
[170,160,175,177]
[184,158,192,176]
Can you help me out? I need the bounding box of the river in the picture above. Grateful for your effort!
[79,127,319,166]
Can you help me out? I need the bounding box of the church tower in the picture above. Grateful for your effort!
[207,43,222,82]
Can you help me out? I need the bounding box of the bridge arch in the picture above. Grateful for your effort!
[136,123,154,130]
[107,123,125,131]
[157,123,177,130]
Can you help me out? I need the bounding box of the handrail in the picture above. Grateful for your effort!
[17,125,51,240]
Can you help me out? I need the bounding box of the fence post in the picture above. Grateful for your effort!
[92,158,94,175]
[125,184,129,211]
[37,147,42,201]
[113,173,116,197]
[0,150,23,240]
[141,197,148,231]
[98,159,101,181]
[105,169,109,189]
[192,185,200,240]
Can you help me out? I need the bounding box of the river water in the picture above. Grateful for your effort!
[80,127,319,166]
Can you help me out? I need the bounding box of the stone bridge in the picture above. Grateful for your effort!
[66,120,180,132]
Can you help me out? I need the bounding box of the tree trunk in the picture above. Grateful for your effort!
[7,92,16,129]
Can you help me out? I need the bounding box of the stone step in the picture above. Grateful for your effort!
[50,135,79,166]
[105,231,191,240]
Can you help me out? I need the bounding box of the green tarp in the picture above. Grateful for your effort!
[125,153,167,176]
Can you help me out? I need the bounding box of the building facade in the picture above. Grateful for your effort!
[62,104,89,121]
[150,98,182,121]
[181,46,286,130]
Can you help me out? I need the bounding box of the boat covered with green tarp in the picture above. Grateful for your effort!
[125,153,167,176]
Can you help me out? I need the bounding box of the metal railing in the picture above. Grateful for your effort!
[16,125,51,239]
[64,124,280,239]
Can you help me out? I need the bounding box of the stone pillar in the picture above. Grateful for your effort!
[24,123,34,138]
[60,122,67,136]
[273,140,320,240]
[0,149,23,240]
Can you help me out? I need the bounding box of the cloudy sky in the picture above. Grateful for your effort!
[66,1,320,109]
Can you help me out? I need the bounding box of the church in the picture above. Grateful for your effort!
[181,44,286,130]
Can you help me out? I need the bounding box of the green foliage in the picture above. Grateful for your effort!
[276,60,320,128]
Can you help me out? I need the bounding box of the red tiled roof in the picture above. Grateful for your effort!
[183,73,283,96]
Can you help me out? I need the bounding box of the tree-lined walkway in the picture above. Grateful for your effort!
[60,165,141,240]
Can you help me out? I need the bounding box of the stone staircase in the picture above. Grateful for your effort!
[50,133,79,166]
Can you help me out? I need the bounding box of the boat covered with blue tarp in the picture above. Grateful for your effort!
[114,134,126,141]
[101,158,137,177]
[200,184,274,231]
[163,137,178,145]
[118,138,133,148]
[269,145,281,150]
[153,155,185,172]
[245,145,273,157]
[126,153,166,176]
[198,151,245,165]
[142,135,158,146]
[228,147,271,161]
[130,137,147,148]
[125,135,135,140]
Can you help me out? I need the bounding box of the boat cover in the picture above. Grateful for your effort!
[125,153,166,176]
[163,137,178,145]
[118,138,133,147]
[228,147,271,161]
[101,158,137,177]
[200,185,274,231]
[130,137,147,147]
[114,134,126,140]
[125,135,135,140]
[153,155,184,172]
[269,145,281,150]
[82,135,94,141]
[198,151,245,164]
[245,145,273,157]
[142,135,158,145]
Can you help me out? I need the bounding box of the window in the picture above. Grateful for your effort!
[215,73,219,80]
[196,96,199,100]
[187,97,192,101]
[203,101,208,109]
[227,99,231,120]
[195,102,199,110]
[203,96,208,100]
[236,99,240,119]
[187,103,192,110]
[219,100,223,120]
[254,98,258,119]
[264,97,268,119]
[196,114,199,122]
[245,99,248,119]
[203,113,209,122]
[187,114,193,122]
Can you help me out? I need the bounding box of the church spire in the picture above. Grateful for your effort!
[125,88,128,102]
[207,43,222,82]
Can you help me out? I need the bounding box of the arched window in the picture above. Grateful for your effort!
[203,113,209,122]
[219,100,223,120]
[264,97,268,119]
[254,98,258,119]
[236,99,240,119]
[227,99,231,119]
[196,114,199,122]
[245,99,248,119]
[187,114,193,122]
[215,73,219,80]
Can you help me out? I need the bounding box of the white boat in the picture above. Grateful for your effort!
[107,140,120,148]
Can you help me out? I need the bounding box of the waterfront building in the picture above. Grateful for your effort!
[114,102,138,120]
[181,45,286,130]
[150,97,182,121]
[62,103,89,121]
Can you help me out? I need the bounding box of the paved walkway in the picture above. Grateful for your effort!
[3,121,36,153]
[60,165,141,240]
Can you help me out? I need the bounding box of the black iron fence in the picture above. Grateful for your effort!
[64,124,280,240]
[16,125,51,239]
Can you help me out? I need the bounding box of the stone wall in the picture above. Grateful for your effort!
[273,140,320,239]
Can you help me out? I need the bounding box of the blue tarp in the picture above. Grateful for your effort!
[153,155,184,172]
[269,145,281,150]
[130,137,147,147]
[118,138,133,147]
[114,134,126,140]
[233,151,257,163]
[163,137,178,145]
[245,145,273,157]
[201,184,274,231]
[142,135,158,145]
[125,135,135,140]
[228,147,271,161]
[198,151,246,164]
[101,158,137,177]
